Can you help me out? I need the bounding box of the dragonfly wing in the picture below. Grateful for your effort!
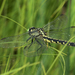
[47,27,75,40]
[0,32,30,48]
[43,15,68,30]
[43,15,75,41]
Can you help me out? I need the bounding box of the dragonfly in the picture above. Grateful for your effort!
[0,15,75,56]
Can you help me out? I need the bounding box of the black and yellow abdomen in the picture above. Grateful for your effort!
[43,36,75,47]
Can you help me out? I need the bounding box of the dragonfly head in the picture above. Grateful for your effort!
[29,27,42,37]
[29,27,38,36]
[29,27,46,38]
[29,27,36,32]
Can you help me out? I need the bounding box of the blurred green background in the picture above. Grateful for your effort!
[0,0,75,75]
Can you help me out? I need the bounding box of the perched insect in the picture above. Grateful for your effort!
[0,15,75,56]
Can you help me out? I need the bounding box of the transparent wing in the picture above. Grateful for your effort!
[24,38,47,56]
[43,15,75,41]
[43,15,68,30]
[0,32,30,48]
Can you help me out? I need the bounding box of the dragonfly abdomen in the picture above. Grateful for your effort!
[43,36,75,47]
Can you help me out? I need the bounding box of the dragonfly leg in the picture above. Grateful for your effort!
[28,39,34,49]
[24,38,33,49]
[24,38,34,55]
[35,38,42,51]
[26,37,31,42]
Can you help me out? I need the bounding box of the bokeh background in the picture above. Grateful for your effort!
[0,0,75,75]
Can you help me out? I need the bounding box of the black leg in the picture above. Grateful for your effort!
[24,38,34,55]
[35,38,42,51]
[26,37,31,42]
[24,38,33,49]
[28,39,33,49]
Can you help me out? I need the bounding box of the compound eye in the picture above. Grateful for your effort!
[31,27,35,29]
[29,27,35,31]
